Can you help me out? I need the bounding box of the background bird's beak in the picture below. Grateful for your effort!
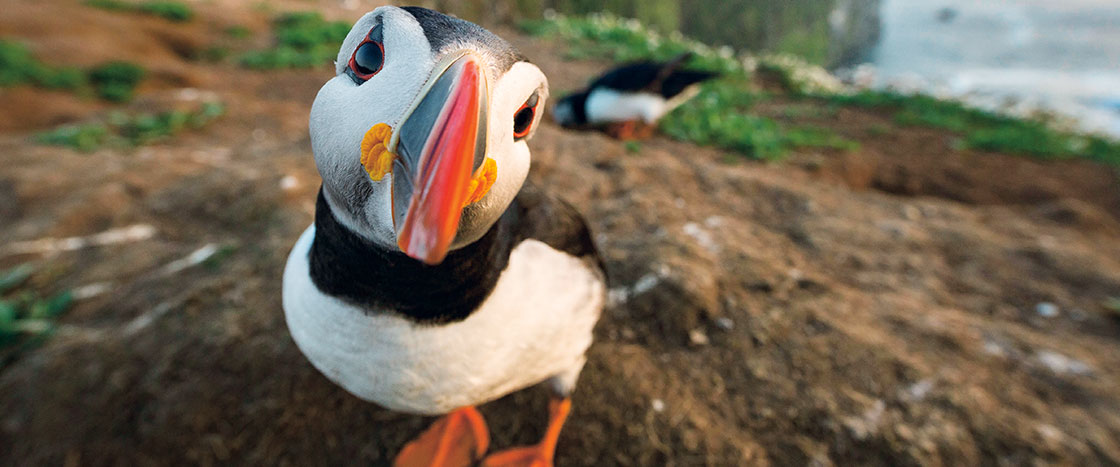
[390,53,488,265]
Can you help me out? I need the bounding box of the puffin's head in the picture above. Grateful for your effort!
[550,91,585,128]
[310,6,548,265]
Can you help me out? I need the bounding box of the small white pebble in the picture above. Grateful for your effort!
[631,274,659,295]
[607,287,630,306]
[651,399,665,413]
[1035,424,1064,444]
[72,282,112,300]
[280,175,300,191]
[689,328,710,346]
[177,88,201,101]
[983,341,1006,357]
[901,379,934,402]
[1036,350,1092,376]
[1035,302,1060,318]
[715,317,735,330]
[704,216,725,228]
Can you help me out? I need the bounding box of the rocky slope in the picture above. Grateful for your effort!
[1,1,1119,465]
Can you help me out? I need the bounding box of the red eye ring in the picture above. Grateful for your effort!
[513,100,537,139]
[348,25,384,82]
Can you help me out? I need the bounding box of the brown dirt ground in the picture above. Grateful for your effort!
[2,1,1120,465]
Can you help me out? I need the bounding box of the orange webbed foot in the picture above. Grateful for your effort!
[394,406,490,467]
[480,398,571,467]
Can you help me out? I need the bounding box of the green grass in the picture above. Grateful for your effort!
[1,40,148,102]
[523,13,855,160]
[85,0,194,22]
[225,25,252,39]
[0,40,86,90]
[88,61,146,102]
[818,91,1120,165]
[36,101,225,152]
[0,264,72,351]
[521,13,744,76]
[239,12,351,69]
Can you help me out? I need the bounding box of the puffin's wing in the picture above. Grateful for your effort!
[659,69,718,98]
[511,183,605,273]
[590,62,665,93]
[591,52,716,99]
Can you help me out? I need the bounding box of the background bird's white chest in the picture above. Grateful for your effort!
[585,88,668,124]
[282,226,604,415]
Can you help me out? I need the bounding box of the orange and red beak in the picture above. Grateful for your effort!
[390,53,489,265]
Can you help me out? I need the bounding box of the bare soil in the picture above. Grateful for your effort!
[2,1,1120,465]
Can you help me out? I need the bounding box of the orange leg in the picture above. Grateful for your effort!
[481,398,571,467]
[393,406,490,467]
[634,121,657,139]
[605,120,639,141]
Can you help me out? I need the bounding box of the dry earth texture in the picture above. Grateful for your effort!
[2,1,1120,465]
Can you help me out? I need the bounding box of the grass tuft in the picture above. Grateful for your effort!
[36,101,226,152]
[88,61,146,102]
[239,12,351,70]
[1,40,148,102]
[0,264,72,351]
[0,40,87,90]
[819,91,1120,165]
[85,0,194,22]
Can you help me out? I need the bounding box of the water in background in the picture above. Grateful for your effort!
[870,0,1120,136]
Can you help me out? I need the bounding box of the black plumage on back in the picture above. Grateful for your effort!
[591,52,717,98]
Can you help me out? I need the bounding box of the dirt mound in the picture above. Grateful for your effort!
[2,3,1120,466]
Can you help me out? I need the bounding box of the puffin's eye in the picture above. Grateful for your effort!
[347,25,384,83]
[513,92,539,140]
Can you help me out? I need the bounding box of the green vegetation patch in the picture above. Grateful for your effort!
[0,264,72,351]
[240,12,351,69]
[522,13,744,76]
[0,40,86,90]
[88,61,146,102]
[0,40,147,102]
[820,91,1120,166]
[523,13,856,160]
[36,101,226,152]
[85,0,194,22]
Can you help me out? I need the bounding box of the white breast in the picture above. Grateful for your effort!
[282,225,604,415]
[585,88,668,124]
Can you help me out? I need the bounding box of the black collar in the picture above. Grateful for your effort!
[308,188,516,324]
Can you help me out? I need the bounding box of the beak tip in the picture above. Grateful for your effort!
[398,236,449,266]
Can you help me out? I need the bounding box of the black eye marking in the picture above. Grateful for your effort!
[347,24,384,84]
[513,91,539,140]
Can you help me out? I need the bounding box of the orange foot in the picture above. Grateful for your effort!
[605,120,638,141]
[394,406,490,467]
[605,120,655,141]
[481,398,571,467]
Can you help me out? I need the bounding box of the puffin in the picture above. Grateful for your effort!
[551,52,717,140]
[282,6,605,467]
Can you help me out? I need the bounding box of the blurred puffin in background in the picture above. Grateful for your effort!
[552,52,717,140]
[282,6,604,466]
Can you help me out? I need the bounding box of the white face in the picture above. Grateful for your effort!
[309,6,548,257]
